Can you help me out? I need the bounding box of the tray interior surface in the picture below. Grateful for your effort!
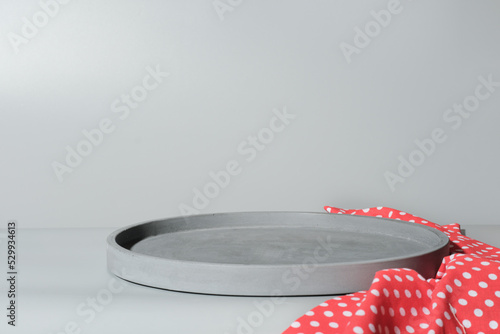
[130,226,430,265]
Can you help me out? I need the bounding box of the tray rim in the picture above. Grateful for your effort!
[107,210,450,268]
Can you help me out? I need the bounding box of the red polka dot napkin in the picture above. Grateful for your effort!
[282,206,500,334]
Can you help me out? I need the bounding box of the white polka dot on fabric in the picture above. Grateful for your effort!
[355,310,365,316]
[446,285,453,293]
[456,327,463,334]
[383,288,390,297]
[291,321,301,328]
[416,290,422,298]
[490,321,499,330]
[456,261,464,266]
[474,308,483,317]
[468,290,478,297]
[422,307,430,315]
[329,322,339,328]
[353,326,364,333]
[370,305,378,314]
[383,274,391,281]
[406,275,414,281]
[496,291,500,298]
[463,272,472,279]
[472,267,481,271]
[320,302,329,307]
[419,323,429,329]
[463,320,471,328]
[394,289,400,298]
[444,311,451,320]
[427,289,433,298]
[458,298,467,306]
[489,273,498,280]
[369,324,376,333]
[306,311,314,316]
[481,261,490,266]
[395,275,402,282]
[394,326,400,334]
[437,292,446,299]
[399,307,406,316]
[428,330,435,334]
[343,311,352,317]
[485,299,494,307]
[436,319,443,327]
[479,281,488,288]
[338,303,347,307]
[411,307,417,316]
[454,279,462,287]
[324,311,333,317]
[310,321,319,327]
[405,289,412,298]
[389,307,395,317]
[371,289,380,297]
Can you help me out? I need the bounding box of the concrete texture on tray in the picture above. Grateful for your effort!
[107,212,449,296]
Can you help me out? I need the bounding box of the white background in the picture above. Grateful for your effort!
[1,0,499,229]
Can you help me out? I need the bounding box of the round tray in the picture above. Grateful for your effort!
[107,211,449,296]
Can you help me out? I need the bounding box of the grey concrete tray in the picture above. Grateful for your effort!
[107,212,449,296]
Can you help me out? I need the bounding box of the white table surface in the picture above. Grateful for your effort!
[0,228,333,334]
[1,225,498,334]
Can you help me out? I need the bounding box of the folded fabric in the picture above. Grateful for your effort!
[282,206,500,334]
